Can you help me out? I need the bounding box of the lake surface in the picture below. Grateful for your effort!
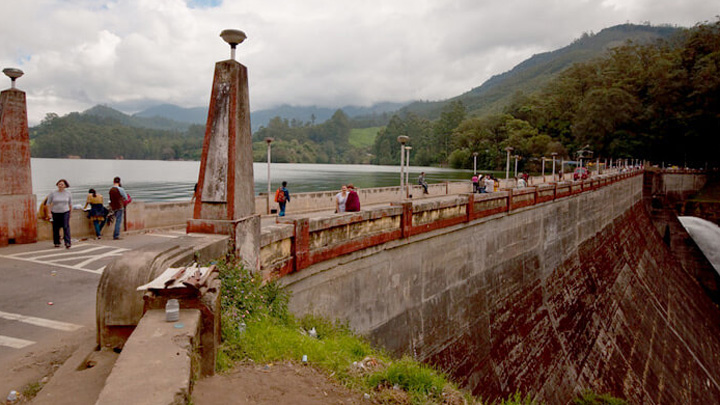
[31,158,473,205]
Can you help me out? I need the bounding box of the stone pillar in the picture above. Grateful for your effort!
[187,31,260,271]
[0,69,36,246]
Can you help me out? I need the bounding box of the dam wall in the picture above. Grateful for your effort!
[281,172,720,403]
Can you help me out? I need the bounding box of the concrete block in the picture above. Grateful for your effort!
[95,309,200,405]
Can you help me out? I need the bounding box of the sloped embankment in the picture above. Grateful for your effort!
[440,202,720,403]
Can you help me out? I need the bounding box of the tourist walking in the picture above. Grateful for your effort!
[418,172,429,194]
[47,179,73,248]
[335,185,348,213]
[84,188,106,239]
[109,176,129,240]
[275,181,290,216]
[345,184,361,212]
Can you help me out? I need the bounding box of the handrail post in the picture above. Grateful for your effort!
[466,193,475,222]
[294,218,310,272]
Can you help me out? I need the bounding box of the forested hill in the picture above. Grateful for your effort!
[399,24,679,121]
[30,110,206,160]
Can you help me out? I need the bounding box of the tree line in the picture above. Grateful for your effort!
[374,20,720,172]
[31,112,205,160]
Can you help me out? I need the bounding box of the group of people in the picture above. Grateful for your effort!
[471,174,500,193]
[43,176,130,248]
[334,184,361,213]
[273,181,363,217]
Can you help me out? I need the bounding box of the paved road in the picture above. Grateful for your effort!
[0,229,190,373]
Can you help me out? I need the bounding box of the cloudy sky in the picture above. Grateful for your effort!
[0,0,715,126]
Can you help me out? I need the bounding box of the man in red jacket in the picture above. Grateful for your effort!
[109,176,129,240]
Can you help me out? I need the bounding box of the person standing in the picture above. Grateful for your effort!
[484,175,494,194]
[84,188,106,239]
[47,179,73,248]
[109,176,128,240]
[275,181,290,216]
[418,172,429,194]
[517,176,527,188]
[471,174,479,193]
[335,185,348,213]
[345,184,361,212]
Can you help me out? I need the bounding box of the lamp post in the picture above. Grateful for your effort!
[504,147,514,180]
[514,155,520,177]
[541,156,546,182]
[397,136,409,199]
[551,152,558,182]
[473,152,478,175]
[405,146,412,196]
[3,68,23,89]
[265,137,273,214]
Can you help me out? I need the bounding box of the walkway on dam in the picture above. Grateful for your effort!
[0,229,207,396]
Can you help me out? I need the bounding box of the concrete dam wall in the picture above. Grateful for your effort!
[282,174,720,403]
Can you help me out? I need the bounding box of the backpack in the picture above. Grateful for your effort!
[274,188,286,203]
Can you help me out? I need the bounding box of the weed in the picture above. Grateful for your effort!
[573,390,627,405]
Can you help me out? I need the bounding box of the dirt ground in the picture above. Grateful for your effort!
[192,362,366,405]
[0,328,91,403]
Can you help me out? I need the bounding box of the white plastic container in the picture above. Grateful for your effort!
[165,299,179,322]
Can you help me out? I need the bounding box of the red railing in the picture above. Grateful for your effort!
[268,170,644,277]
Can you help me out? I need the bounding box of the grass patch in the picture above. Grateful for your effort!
[573,390,627,405]
[349,127,382,148]
[22,381,44,401]
[215,258,610,404]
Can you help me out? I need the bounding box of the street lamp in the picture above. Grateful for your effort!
[473,152,479,175]
[265,137,274,214]
[551,152,558,182]
[397,136,409,199]
[514,155,520,177]
[220,29,247,61]
[3,68,23,89]
[405,146,412,196]
[504,147,514,180]
[541,156,546,182]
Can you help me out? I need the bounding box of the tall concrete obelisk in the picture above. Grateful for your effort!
[187,30,260,270]
[0,68,36,247]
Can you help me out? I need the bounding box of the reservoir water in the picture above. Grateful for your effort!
[31,158,472,205]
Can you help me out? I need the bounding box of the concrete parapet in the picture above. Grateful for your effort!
[95,309,201,405]
[259,171,646,279]
[97,234,227,350]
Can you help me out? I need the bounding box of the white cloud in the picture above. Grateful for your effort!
[0,0,715,125]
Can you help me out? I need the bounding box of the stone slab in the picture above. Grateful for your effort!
[95,309,200,405]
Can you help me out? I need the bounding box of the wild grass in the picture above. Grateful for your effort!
[349,127,382,148]
[215,258,623,405]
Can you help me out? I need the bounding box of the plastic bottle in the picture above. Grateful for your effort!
[165,299,179,322]
[7,390,18,403]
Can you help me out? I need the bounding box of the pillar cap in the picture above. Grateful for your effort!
[3,68,23,81]
[220,29,247,47]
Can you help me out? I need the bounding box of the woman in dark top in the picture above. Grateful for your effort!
[84,188,106,239]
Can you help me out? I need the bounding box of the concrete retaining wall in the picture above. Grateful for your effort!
[279,172,720,403]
